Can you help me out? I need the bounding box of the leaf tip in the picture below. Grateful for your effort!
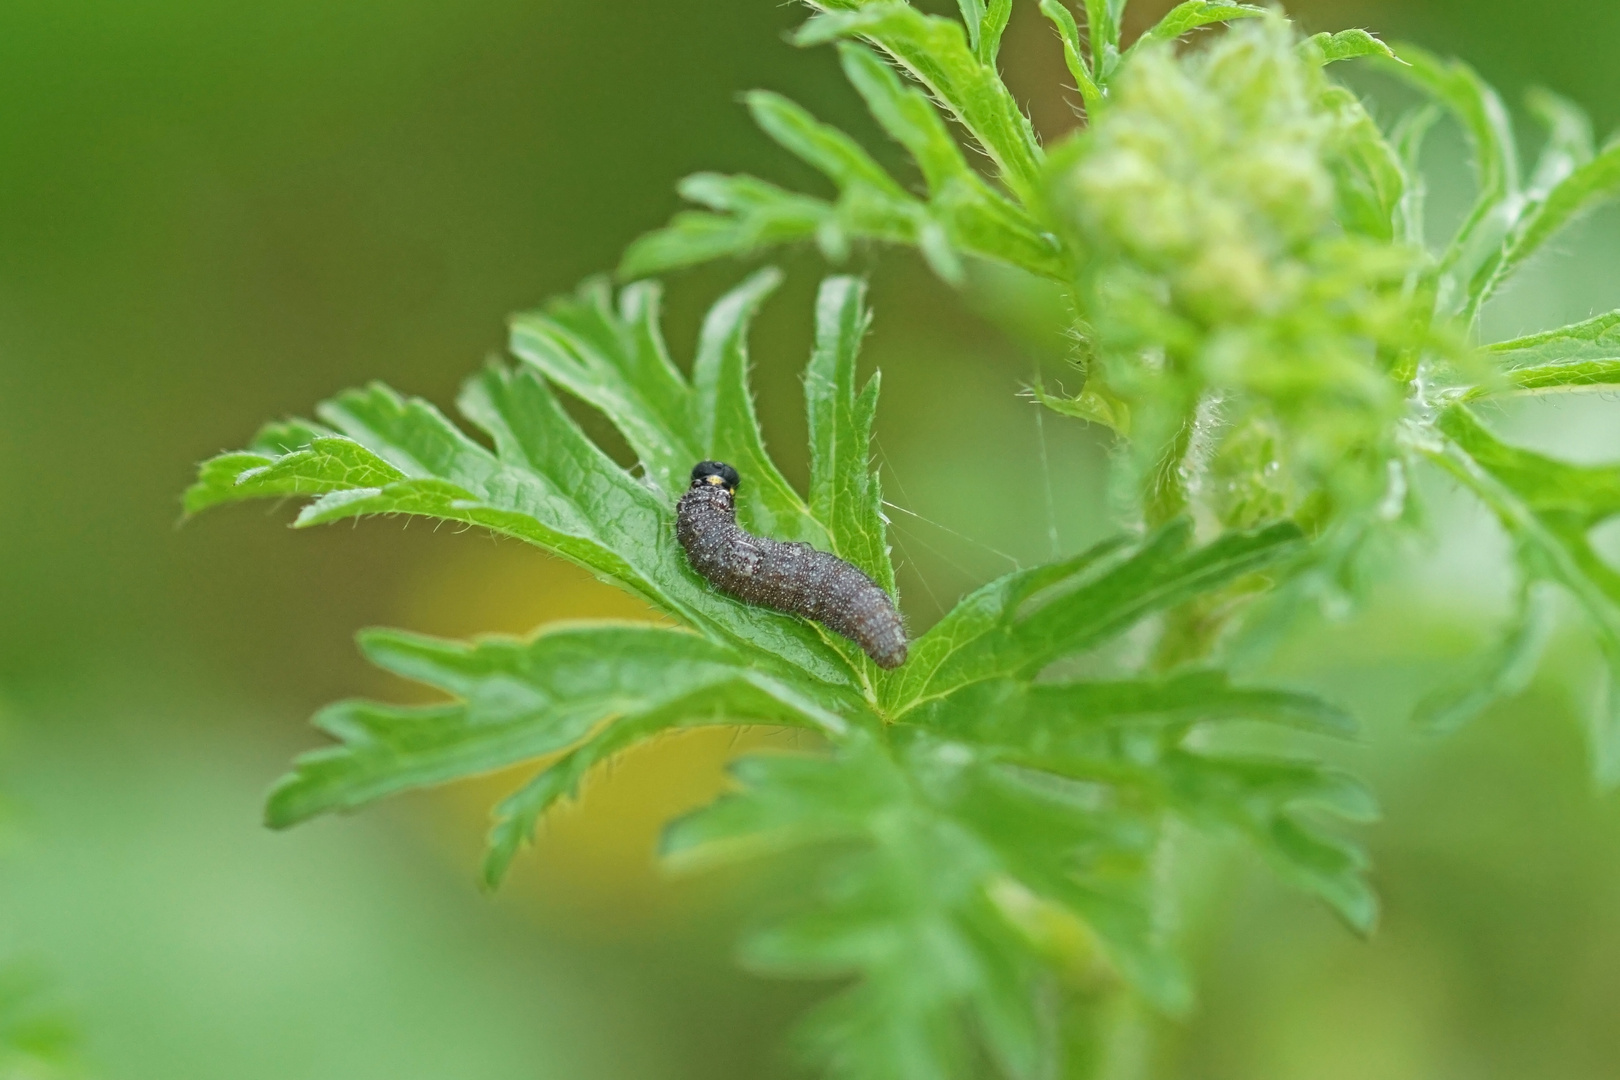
[262,777,311,831]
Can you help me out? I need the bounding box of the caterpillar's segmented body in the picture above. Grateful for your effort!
[676,461,907,669]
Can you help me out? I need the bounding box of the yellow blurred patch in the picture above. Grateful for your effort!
[391,535,796,929]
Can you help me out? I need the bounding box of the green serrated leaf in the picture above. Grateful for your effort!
[1030,379,1131,435]
[1084,0,1127,68]
[748,90,911,200]
[1129,2,1266,54]
[624,30,1071,286]
[1430,406,1620,783]
[620,115,954,282]
[906,668,1371,930]
[195,310,861,687]
[888,519,1305,715]
[508,278,699,499]
[1038,0,1102,118]
[1299,29,1395,66]
[978,0,1012,67]
[1163,751,1378,931]
[806,276,896,595]
[183,430,404,517]
[1472,140,1620,314]
[617,176,838,280]
[267,624,849,832]
[838,42,970,197]
[914,669,1357,752]
[662,735,902,868]
[198,226,1395,1076]
[1468,310,1620,397]
[1382,44,1519,313]
[668,728,1184,1032]
[797,2,1044,208]
[1320,82,1406,242]
[466,356,854,683]
[911,735,1182,1012]
[484,671,855,889]
[836,44,1068,280]
[692,268,829,546]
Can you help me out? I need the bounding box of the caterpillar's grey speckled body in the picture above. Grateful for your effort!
[676,461,907,669]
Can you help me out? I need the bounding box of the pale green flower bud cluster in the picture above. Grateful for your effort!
[1053,17,1434,532]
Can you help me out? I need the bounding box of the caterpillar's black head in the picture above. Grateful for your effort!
[690,460,740,493]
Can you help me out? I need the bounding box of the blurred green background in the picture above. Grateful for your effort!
[1,0,1618,1076]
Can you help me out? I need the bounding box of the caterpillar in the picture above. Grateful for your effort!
[676,461,908,669]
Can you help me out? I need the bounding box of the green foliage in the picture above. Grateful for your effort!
[1298,29,1396,66]
[1472,311,1620,396]
[194,257,1368,1074]
[620,40,1065,285]
[1130,3,1266,52]
[1423,408,1620,780]
[189,0,1620,1075]
[628,0,1620,778]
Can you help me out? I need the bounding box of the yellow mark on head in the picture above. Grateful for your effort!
[705,475,725,486]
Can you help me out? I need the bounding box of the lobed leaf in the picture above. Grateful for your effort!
[662,733,905,868]
[1429,406,1620,781]
[1469,310,1620,397]
[798,2,1044,208]
[262,625,854,871]
[691,268,829,545]
[1129,3,1267,55]
[1162,751,1378,931]
[1320,83,1407,241]
[1299,29,1395,65]
[191,0,1442,1051]
[667,727,1183,1045]
[743,86,966,282]
[1084,0,1127,83]
[507,278,698,500]
[1472,140,1620,313]
[805,276,896,594]
[886,519,1305,715]
[837,44,1069,279]
[1382,44,1519,313]
[748,90,911,201]
[912,670,1357,753]
[955,0,1012,66]
[1038,0,1102,116]
[623,21,1072,285]
[184,433,400,516]
[193,317,860,688]
[909,669,1372,928]
[617,175,846,280]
